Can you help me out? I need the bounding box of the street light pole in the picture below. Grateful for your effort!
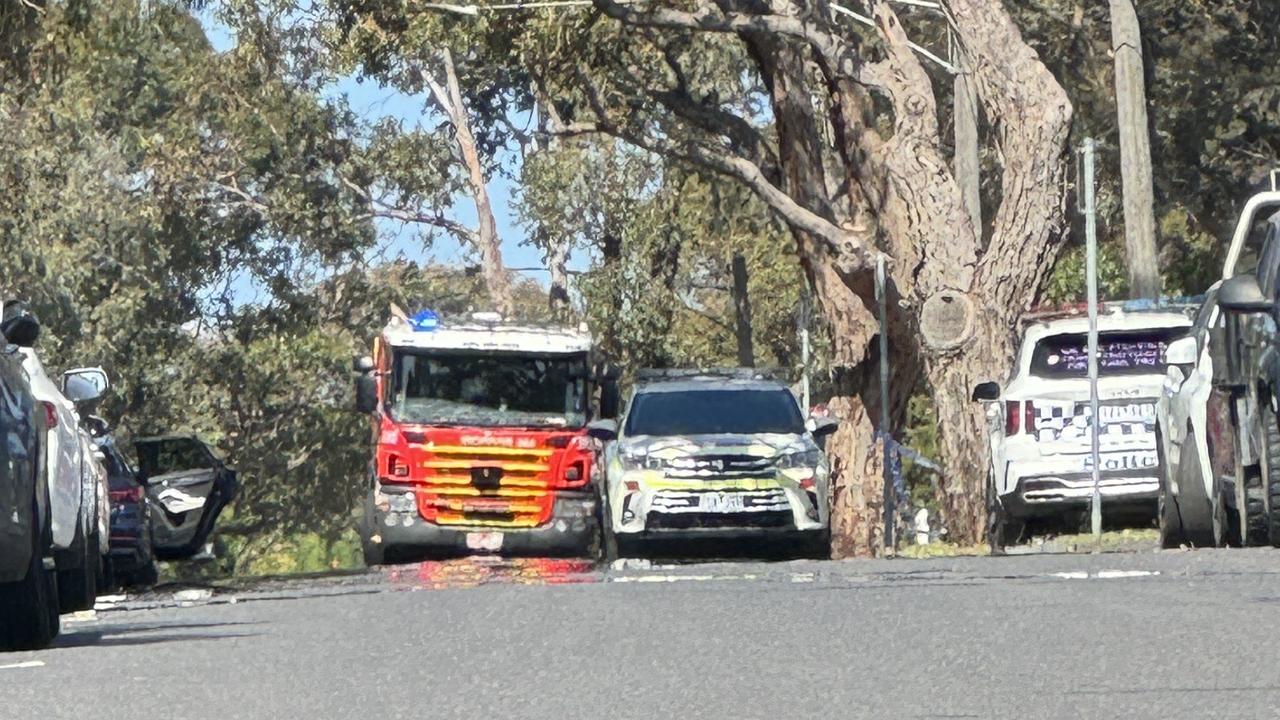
[1082,138,1103,545]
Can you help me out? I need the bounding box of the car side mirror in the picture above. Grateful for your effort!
[353,355,375,373]
[1164,336,1198,365]
[586,418,618,442]
[0,301,40,348]
[62,367,110,404]
[972,381,1001,402]
[806,416,839,438]
[354,375,378,414]
[1218,274,1273,313]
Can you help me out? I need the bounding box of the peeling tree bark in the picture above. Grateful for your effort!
[423,49,515,317]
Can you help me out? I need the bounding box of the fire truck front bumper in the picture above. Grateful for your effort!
[368,490,600,558]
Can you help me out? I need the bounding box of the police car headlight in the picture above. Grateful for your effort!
[621,452,664,472]
[776,449,823,470]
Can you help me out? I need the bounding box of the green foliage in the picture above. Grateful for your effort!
[518,141,805,374]
[1020,0,1279,300]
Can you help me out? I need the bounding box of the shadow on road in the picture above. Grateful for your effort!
[54,621,264,649]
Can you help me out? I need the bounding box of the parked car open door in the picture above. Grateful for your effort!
[133,436,238,560]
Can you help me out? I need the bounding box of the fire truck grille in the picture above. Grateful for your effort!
[417,444,556,528]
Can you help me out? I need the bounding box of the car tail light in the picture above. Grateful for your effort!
[42,401,57,429]
[1005,401,1037,436]
[110,486,145,503]
[624,480,640,493]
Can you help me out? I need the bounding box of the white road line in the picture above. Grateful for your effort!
[1097,570,1160,579]
[0,661,45,670]
[1048,570,1159,580]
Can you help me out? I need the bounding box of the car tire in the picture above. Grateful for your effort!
[1259,399,1280,548]
[1236,391,1269,546]
[57,523,98,613]
[599,492,619,565]
[1155,424,1186,549]
[1158,477,1186,549]
[132,560,159,588]
[0,514,59,651]
[1213,481,1232,548]
[986,474,1023,555]
[1178,424,1216,548]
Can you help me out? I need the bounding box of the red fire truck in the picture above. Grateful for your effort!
[354,309,617,564]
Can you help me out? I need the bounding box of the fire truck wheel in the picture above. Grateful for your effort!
[360,492,385,568]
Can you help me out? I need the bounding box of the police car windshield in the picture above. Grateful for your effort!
[624,388,804,437]
[1030,328,1186,378]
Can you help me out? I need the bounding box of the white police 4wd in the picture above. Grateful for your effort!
[974,306,1193,549]
[587,370,837,560]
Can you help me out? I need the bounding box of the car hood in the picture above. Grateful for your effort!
[617,433,815,461]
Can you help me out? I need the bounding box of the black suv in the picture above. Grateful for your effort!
[1214,208,1280,546]
[0,341,59,650]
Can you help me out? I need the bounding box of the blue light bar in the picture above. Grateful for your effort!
[409,309,439,332]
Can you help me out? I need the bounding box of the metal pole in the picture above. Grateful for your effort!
[877,256,895,553]
[1083,138,1103,544]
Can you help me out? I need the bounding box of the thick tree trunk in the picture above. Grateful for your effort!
[745,34,890,558]
[1109,0,1160,299]
[425,49,515,317]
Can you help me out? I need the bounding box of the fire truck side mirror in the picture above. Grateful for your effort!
[355,375,378,414]
[599,381,621,420]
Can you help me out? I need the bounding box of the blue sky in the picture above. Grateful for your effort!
[200,14,572,293]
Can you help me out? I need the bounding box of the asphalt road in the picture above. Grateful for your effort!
[5,548,1280,719]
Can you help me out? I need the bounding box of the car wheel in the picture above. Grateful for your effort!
[133,560,159,588]
[0,514,59,651]
[598,490,619,565]
[1237,392,1269,546]
[1155,423,1186,549]
[1179,424,1216,547]
[57,523,98,613]
[1259,399,1280,547]
[1158,477,1186,549]
[986,473,1023,555]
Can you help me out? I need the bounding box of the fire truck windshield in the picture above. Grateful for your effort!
[390,350,589,428]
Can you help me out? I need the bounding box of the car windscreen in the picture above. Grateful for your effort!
[1030,327,1187,378]
[391,350,588,428]
[624,388,804,436]
[136,438,211,478]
